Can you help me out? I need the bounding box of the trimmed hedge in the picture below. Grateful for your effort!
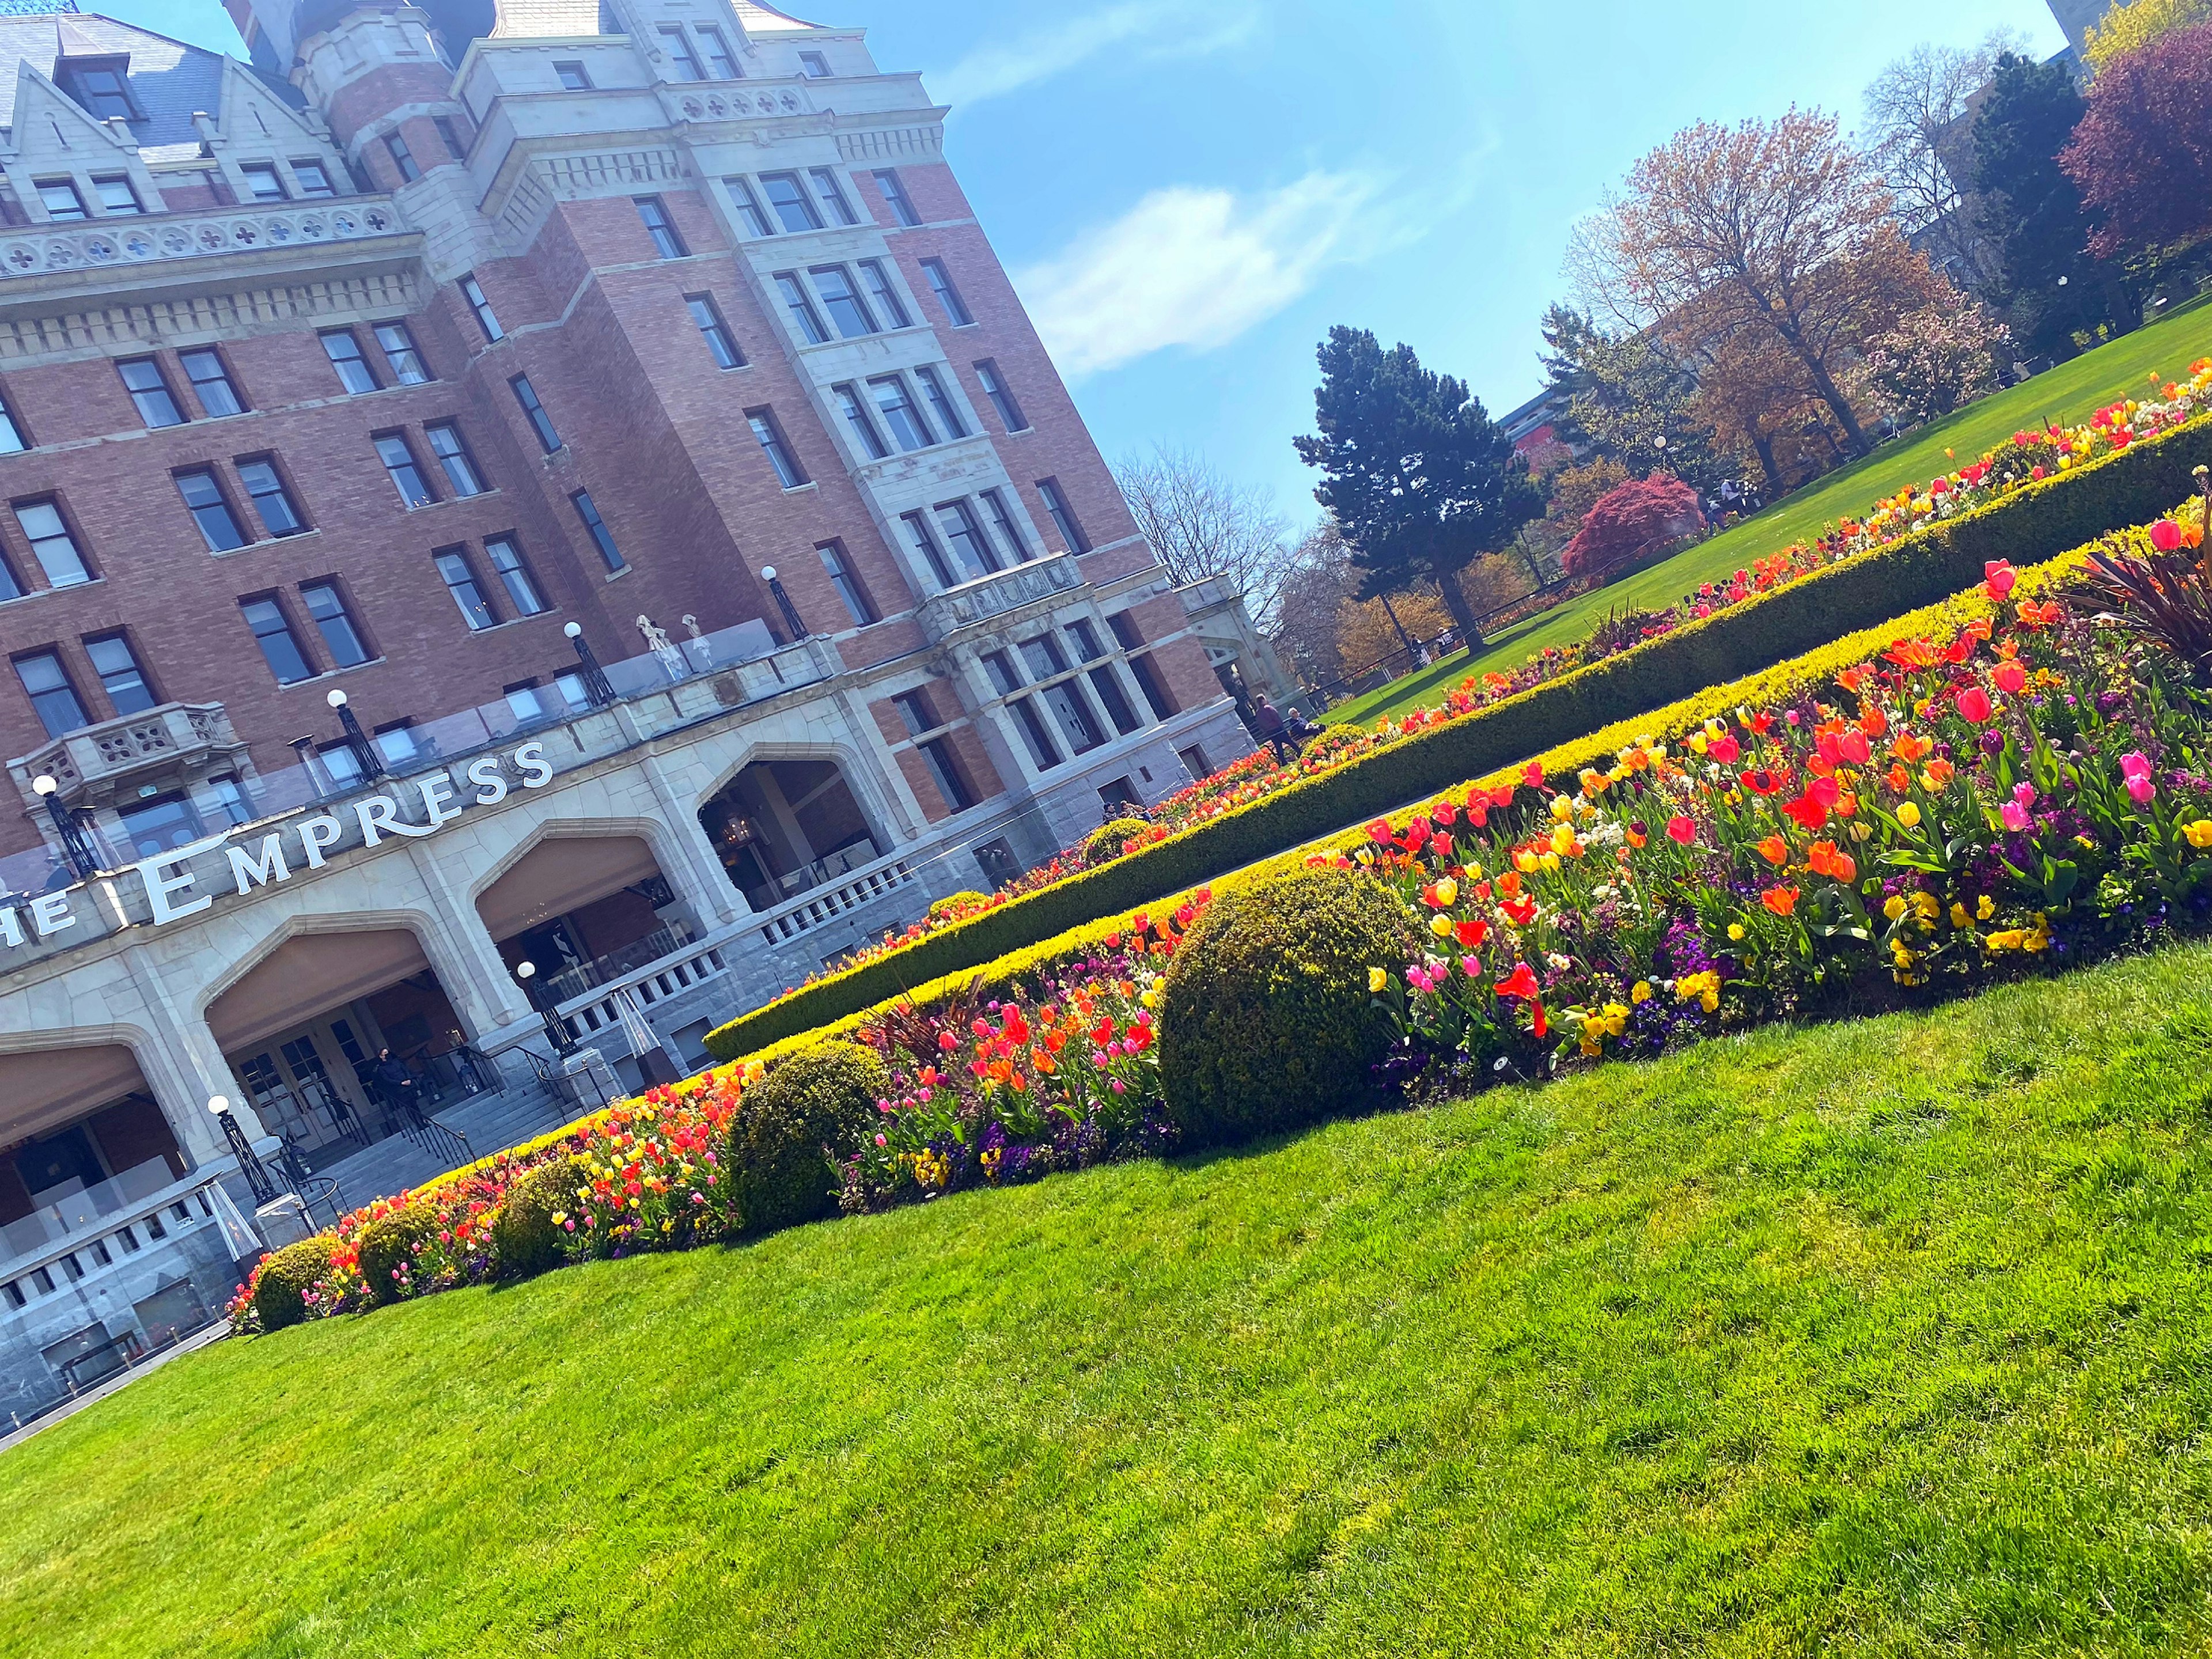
[249,1235,338,1332]
[727,1039,886,1234]
[355,1199,436,1306]
[492,1157,584,1278]
[706,415,2212,1066]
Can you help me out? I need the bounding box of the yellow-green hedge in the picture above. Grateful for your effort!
[702,427,2203,1063]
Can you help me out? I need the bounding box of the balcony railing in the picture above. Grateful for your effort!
[10,702,248,813]
[918,555,1081,635]
[0,1158,184,1268]
[539,921,697,1006]
[0,198,407,281]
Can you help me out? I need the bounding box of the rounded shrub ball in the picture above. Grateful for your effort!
[355,1198,436,1306]
[927,891,990,923]
[728,1039,888,1234]
[249,1234,338,1332]
[492,1157,584,1279]
[1158,868,1416,1147]
[1082,817,1152,868]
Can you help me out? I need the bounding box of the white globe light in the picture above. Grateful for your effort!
[564,622,583,639]
[326,689,348,709]
[32,775,56,797]
[760,566,778,581]
[208,1094,230,1115]
[516,960,536,979]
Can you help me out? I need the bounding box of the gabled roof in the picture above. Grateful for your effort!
[0,12,227,147]
[732,1,823,31]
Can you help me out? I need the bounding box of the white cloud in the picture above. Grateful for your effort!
[1014,171,1394,379]
[932,2,1257,109]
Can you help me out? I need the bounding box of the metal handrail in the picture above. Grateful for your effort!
[396,1115,474,1170]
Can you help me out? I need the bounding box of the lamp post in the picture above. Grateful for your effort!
[326,688,385,781]
[209,1094,278,1205]
[32,774,100,880]
[760,565,809,641]
[563,621,615,707]
[516,960,579,1058]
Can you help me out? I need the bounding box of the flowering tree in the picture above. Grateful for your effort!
[1561,474,1705,580]
[1856,299,2014,425]
[2061,20,2212,259]
[2084,0,2212,70]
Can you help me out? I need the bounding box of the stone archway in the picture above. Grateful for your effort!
[698,755,887,913]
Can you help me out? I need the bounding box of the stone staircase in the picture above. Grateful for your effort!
[309,1079,573,1213]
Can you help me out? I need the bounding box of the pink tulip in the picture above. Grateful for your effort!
[2128,774,2156,805]
[2001,801,2030,832]
[2152,519,2183,552]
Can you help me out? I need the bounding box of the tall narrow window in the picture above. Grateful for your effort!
[981,650,1022,696]
[374,434,436,507]
[976,359,1028,431]
[460,273,502,342]
[725,177,772,237]
[555,60,592,90]
[85,634,156,715]
[1042,679,1104,753]
[510,375,560,452]
[935,499,997,578]
[1008,696,1061,770]
[0,545,21,603]
[893,689,939,737]
[872,376,934,452]
[118,358,184,427]
[659,26,703,80]
[834,385,889,461]
[914,366,967,439]
[816,541,877,626]
[292,160,336,198]
[180,349,246,418]
[486,536,548,616]
[373,321,430,385]
[634,195,688,259]
[808,167,858,226]
[920,735,974,809]
[321,330,380,394]
[14,650,88,738]
[382,133,419,183]
[300,581,369,668]
[36,180,86,221]
[921,257,973,327]
[1089,663,1142,734]
[14,501,89,586]
[979,487,1029,562]
[760,172,821,233]
[1130,654,1177,722]
[686,295,743,368]
[872,169,921,227]
[851,263,908,332]
[1037,477,1089,552]
[434,115,468,161]
[809,265,877,338]
[435,549,497,630]
[697,26,738,77]
[425,422,486,495]
[570,490,624,572]
[774,273,830,344]
[747,410,806,488]
[92,175,142,214]
[0,389,28,454]
[901,512,955,588]
[241,596,314,684]
[176,469,247,552]
[236,458,304,536]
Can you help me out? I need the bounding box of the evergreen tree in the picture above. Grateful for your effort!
[1293,326,1543,649]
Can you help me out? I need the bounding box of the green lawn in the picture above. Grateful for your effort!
[1326,295,2212,728]
[9,944,2212,1655]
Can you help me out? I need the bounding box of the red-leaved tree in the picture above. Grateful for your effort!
[1562,474,1706,581]
[2061,20,2212,257]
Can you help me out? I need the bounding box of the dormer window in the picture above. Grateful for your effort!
[35,179,86,221]
[65,63,135,122]
[291,160,336,198]
[91,175,142,214]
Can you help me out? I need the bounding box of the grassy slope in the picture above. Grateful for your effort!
[9,946,2212,1656]
[1325,296,2212,729]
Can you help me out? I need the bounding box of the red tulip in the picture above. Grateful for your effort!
[1994,662,2027,695]
[1983,559,2017,599]
[1494,963,1540,1000]
[1666,815,1696,844]
[2152,519,2183,552]
[1956,685,1993,724]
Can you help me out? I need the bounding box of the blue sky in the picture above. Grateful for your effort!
[106,0,2069,528]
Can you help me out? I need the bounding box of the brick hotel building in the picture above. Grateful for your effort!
[0,0,1278,1417]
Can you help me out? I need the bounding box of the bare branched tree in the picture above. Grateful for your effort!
[1267,520,1359,688]
[1115,444,1297,626]
[1861,33,2020,289]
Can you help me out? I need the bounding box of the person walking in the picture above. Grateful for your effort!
[1252,696,1293,763]
[371,1047,425,1132]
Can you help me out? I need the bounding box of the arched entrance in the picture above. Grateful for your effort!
[0,1045,187,1233]
[699,757,885,913]
[475,832,692,1003]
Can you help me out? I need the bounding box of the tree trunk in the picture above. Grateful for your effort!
[1435,569,1487,653]
[1749,427,1783,494]
[1770,313,1871,456]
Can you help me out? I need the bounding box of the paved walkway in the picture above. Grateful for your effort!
[0,1323,227,1456]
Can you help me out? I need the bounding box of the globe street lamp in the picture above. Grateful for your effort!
[209,1093,276,1204]
[516,960,578,1058]
[563,621,615,707]
[760,565,809,641]
[326,688,385,781]
[32,774,100,880]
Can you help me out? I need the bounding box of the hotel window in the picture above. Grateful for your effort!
[460,273,502,342]
[239,160,286,201]
[900,512,955,588]
[747,408,807,488]
[434,115,468,161]
[426,422,486,495]
[873,169,920,226]
[435,548,497,630]
[118,357,184,427]
[176,468,247,552]
[1019,633,1069,681]
[809,265,877,338]
[698,26,739,77]
[15,500,90,586]
[0,544,18,603]
[980,487,1029,561]
[1037,478,1090,552]
[660,25,703,78]
[67,65,135,121]
[635,195,688,259]
[36,179,87,221]
[921,257,974,327]
[934,499,997,578]
[180,349,246,418]
[240,596,315,684]
[760,172,821,233]
[301,581,369,667]
[1007,695,1061,770]
[374,321,430,385]
[0,389,28,453]
[816,541,877,626]
[975,359,1029,431]
[774,274,830,344]
[321,330,380,393]
[800,50,831,78]
[1089,661,1142,734]
[914,366,967,439]
[1041,678,1104,754]
[383,133,419,183]
[15,650,88,737]
[85,633,156,715]
[510,375,560,452]
[921,736,974,810]
[570,490,624,572]
[318,741,363,786]
[724,177,773,237]
[892,689,940,737]
[834,385,889,461]
[872,376,934,452]
[91,174,142,214]
[1130,653,1178,721]
[687,295,744,368]
[237,457,305,537]
[293,159,336,197]
[555,59,591,89]
[486,536,548,616]
[857,259,910,327]
[980,650,1021,695]
[809,168,858,226]
[374,434,436,507]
